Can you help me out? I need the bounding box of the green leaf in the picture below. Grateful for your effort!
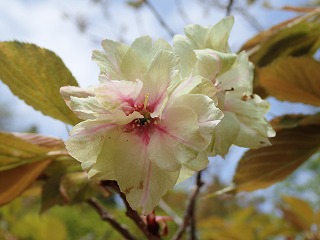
[0,41,80,125]
[0,159,52,206]
[12,213,68,240]
[259,57,320,106]
[230,115,320,192]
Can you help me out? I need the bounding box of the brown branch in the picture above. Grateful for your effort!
[172,171,204,240]
[202,0,264,32]
[87,198,136,240]
[102,180,160,240]
[143,0,175,37]
[226,0,234,16]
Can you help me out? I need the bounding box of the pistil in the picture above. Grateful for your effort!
[143,93,149,111]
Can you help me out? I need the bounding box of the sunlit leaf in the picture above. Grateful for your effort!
[0,159,52,206]
[12,213,68,240]
[198,206,288,240]
[240,17,320,67]
[13,132,65,151]
[281,6,320,13]
[259,57,320,106]
[0,132,48,171]
[231,124,320,192]
[0,41,80,125]
[281,195,314,231]
[239,11,320,98]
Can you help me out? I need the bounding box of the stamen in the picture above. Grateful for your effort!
[143,93,149,111]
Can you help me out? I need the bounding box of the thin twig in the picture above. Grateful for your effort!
[203,0,264,32]
[87,198,136,240]
[172,171,204,240]
[235,6,264,32]
[143,0,175,37]
[226,0,234,16]
[102,181,160,240]
[175,0,191,24]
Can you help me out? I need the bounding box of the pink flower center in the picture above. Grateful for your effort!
[123,93,159,138]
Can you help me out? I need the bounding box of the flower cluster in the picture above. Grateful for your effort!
[61,16,274,214]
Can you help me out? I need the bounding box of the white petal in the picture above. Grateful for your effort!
[60,86,106,120]
[170,94,223,145]
[194,49,237,80]
[148,129,195,171]
[60,86,94,108]
[217,51,253,94]
[173,34,197,78]
[225,95,275,149]
[92,39,129,81]
[207,111,240,157]
[112,133,179,214]
[177,151,209,183]
[184,16,234,52]
[120,36,173,81]
[142,50,179,115]
[94,79,143,111]
[69,96,108,120]
[66,120,118,180]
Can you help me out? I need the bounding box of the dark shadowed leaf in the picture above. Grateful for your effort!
[259,57,320,106]
[0,132,70,206]
[0,159,52,206]
[230,115,320,192]
[59,172,95,204]
[270,114,320,131]
[0,41,80,125]
[41,174,65,213]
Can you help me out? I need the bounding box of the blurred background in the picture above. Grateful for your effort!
[1,0,320,239]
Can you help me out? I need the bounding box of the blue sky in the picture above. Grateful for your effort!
[0,0,318,185]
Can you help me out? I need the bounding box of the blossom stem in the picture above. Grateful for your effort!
[102,180,161,240]
[172,171,204,240]
[87,197,136,240]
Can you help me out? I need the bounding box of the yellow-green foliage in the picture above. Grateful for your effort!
[12,214,67,240]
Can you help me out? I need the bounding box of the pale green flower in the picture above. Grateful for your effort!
[174,16,275,157]
[61,36,223,214]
